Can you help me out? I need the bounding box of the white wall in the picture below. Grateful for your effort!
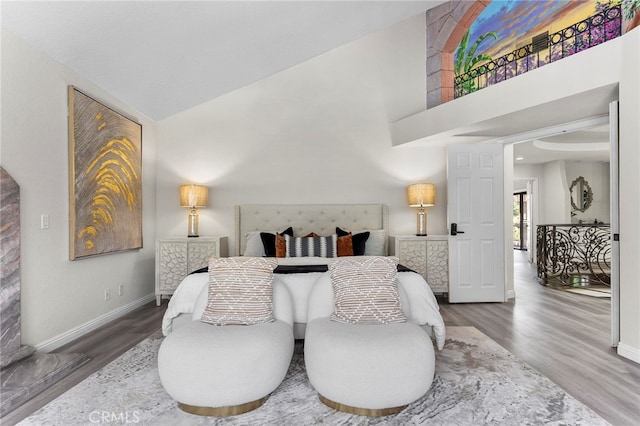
[1,29,157,348]
[542,161,571,224]
[565,161,610,224]
[515,161,570,225]
[156,15,450,256]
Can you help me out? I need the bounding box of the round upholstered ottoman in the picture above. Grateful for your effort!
[304,317,435,416]
[158,319,293,416]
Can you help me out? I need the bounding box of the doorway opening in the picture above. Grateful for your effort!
[508,108,618,347]
[513,191,528,251]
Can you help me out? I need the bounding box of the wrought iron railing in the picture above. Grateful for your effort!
[454,4,622,98]
[536,224,611,287]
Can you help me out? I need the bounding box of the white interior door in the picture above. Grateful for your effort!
[447,143,505,303]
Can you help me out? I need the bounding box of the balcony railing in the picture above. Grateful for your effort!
[454,5,622,98]
[536,224,611,287]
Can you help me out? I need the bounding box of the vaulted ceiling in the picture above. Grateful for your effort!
[1,1,444,120]
[2,0,613,165]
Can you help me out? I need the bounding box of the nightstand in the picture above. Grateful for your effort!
[155,237,228,305]
[389,235,449,295]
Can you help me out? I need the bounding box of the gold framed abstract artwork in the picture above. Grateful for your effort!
[68,86,142,260]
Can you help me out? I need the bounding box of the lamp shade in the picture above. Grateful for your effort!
[180,185,208,208]
[407,183,435,207]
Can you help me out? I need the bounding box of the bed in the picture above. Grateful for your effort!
[161,204,445,349]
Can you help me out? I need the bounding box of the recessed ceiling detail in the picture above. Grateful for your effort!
[532,140,609,152]
[513,124,611,164]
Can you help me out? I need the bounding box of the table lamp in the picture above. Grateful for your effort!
[179,184,208,237]
[407,183,435,236]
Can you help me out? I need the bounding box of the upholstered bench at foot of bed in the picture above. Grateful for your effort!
[304,317,435,416]
[158,320,294,416]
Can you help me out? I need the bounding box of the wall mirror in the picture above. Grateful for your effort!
[569,176,593,212]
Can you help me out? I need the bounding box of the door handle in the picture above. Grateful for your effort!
[451,223,465,236]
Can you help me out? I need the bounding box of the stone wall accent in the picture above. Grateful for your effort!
[0,166,33,369]
[0,167,88,417]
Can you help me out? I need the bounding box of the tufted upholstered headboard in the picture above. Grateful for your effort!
[234,204,389,256]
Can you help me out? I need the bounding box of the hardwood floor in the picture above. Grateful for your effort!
[440,250,640,426]
[3,254,639,425]
[1,302,166,426]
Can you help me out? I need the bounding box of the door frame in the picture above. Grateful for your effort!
[609,101,620,347]
[513,191,528,251]
[495,112,618,346]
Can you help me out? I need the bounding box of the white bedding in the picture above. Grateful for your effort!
[162,261,446,350]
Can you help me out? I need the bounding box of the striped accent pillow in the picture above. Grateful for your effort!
[284,234,337,258]
[200,257,278,326]
[329,256,406,325]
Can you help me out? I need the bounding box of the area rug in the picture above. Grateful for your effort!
[18,327,608,425]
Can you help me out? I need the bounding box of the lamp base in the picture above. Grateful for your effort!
[187,209,199,238]
[416,208,428,236]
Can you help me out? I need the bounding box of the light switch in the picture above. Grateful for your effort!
[41,214,50,229]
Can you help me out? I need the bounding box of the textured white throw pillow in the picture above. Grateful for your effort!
[329,256,406,325]
[201,257,278,326]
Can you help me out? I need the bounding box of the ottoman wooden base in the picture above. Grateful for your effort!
[177,397,268,417]
[319,395,407,417]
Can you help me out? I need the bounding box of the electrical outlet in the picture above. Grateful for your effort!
[104,288,111,301]
[118,284,124,296]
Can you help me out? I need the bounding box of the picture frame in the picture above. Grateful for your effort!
[68,86,142,260]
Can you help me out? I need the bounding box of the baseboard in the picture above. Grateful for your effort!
[617,342,640,364]
[35,293,156,353]
[506,289,516,300]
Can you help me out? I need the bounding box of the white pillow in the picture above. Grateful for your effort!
[364,229,386,256]
[244,231,268,257]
